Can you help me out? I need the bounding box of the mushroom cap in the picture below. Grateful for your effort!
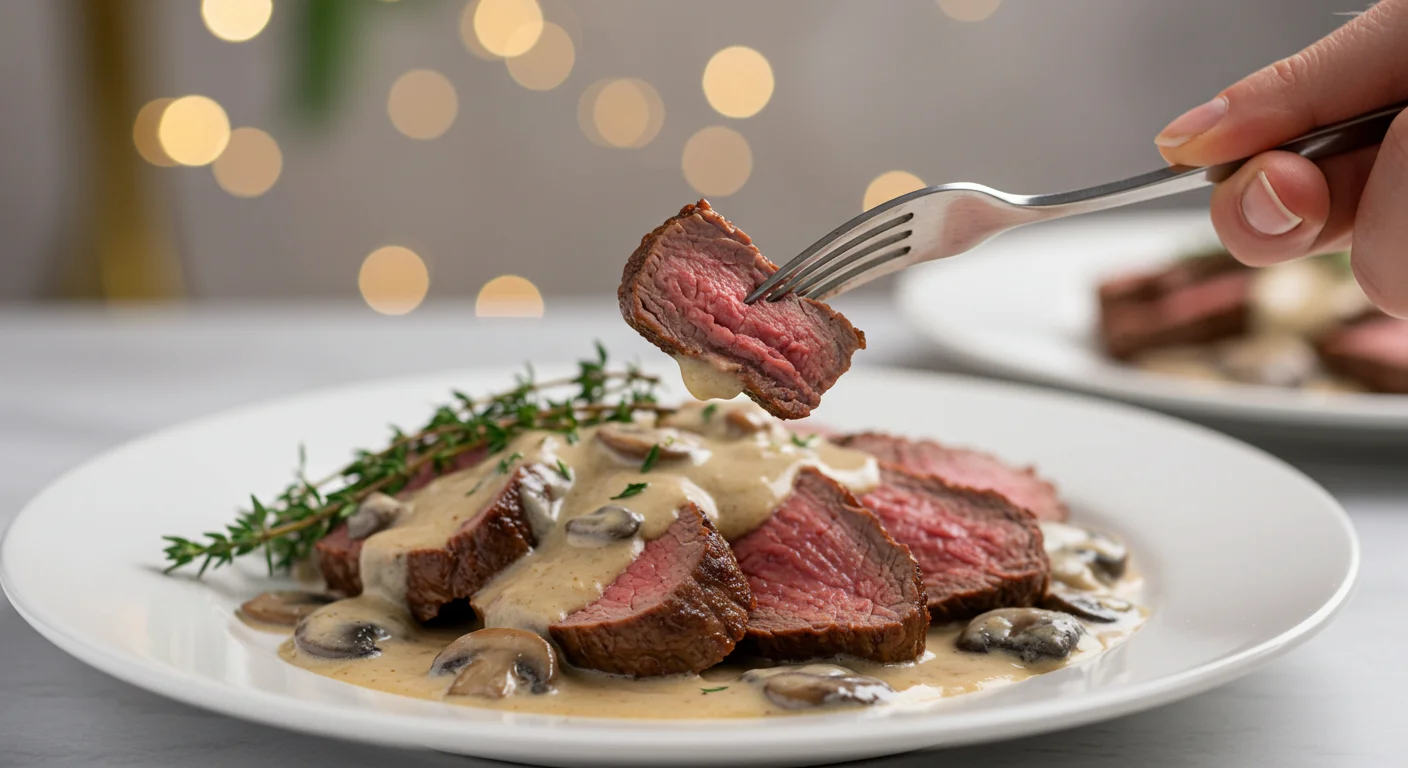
[1041,589,1131,623]
[430,628,557,699]
[595,424,701,461]
[565,505,644,547]
[743,665,893,710]
[237,591,335,627]
[293,600,408,659]
[957,608,1085,663]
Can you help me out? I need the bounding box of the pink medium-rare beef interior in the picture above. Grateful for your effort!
[731,469,927,663]
[549,503,753,677]
[619,200,865,419]
[837,432,1068,522]
[859,467,1048,622]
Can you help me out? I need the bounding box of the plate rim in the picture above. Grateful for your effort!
[0,365,1362,762]
[896,211,1408,431]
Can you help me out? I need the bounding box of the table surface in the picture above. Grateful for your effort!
[2,301,1404,768]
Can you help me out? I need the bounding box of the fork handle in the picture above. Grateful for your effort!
[1023,100,1408,215]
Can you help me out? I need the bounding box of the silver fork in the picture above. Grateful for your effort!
[745,100,1408,305]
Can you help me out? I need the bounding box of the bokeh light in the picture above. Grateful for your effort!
[579,78,664,149]
[388,69,459,140]
[133,98,177,167]
[938,0,1003,22]
[459,0,500,60]
[863,170,926,211]
[702,46,774,119]
[476,275,545,317]
[158,95,231,167]
[211,127,282,198]
[201,0,273,42]
[681,126,753,197]
[506,22,574,91]
[474,0,544,57]
[360,246,430,315]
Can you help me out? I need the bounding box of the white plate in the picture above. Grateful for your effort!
[897,211,1408,434]
[0,365,1357,767]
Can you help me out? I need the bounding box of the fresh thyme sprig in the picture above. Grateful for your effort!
[161,344,669,576]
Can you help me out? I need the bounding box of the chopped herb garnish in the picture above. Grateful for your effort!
[701,403,718,422]
[612,482,649,500]
[497,451,524,474]
[464,478,486,496]
[790,434,817,449]
[555,459,572,480]
[700,686,729,694]
[159,343,670,576]
[640,444,662,473]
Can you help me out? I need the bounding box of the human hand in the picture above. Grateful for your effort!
[1154,0,1408,316]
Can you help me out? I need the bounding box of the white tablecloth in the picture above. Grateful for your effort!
[1,301,1403,767]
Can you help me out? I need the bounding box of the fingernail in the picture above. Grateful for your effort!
[1155,96,1229,148]
[1241,171,1303,236]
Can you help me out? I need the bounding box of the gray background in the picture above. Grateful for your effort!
[0,0,1353,302]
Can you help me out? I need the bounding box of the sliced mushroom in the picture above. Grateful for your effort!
[742,664,893,710]
[1041,589,1132,623]
[565,505,643,547]
[237,591,335,627]
[724,408,769,436]
[518,463,574,538]
[1041,523,1129,588]
[430,628,557,699]
[345,492,404,540]
[293,601,405,659]
[1215,335,1317,388]
[957,608,1085,663]
[595,424,699,461]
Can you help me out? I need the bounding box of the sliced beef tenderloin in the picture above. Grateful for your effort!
[858,467,1048,623]
[1315,312,1408,393]
[731,468,928,664]
[837,432,1068,522]
[314,466,536,622]
[1098,252,1253,360]
[619,200,866,420]
[549,503,753,677]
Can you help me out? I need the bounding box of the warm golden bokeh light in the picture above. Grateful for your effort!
[211,127,282,198]
[133,98,177,167]
[158,95,231,166]
[458,0,500,60]
[360,246,430,315]
[506,22,574,90]
[702,46,774,119]
[580,78,664,149]
[201,0,273,42]
[387,69,458,140]
[864,170,926,211]
[937,0,1003,22]
[474,0,543,57]
[476,275,545,318]
[681,126,753,197]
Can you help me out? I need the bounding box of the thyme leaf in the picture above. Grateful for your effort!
[612,482,649,500]
[640,444,662,473]
[160,343,669,576]
[790,434,817,449]
[700,686,729,694]
[555,459,572,480]
[701,403,718,422]
[497,452,524,474]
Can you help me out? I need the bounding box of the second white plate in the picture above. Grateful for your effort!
[897,211,1408,434]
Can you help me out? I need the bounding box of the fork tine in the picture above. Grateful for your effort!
[787,229,912,298]
[744,211,914,304]
[797,246,914,301]
[767,217,914,301]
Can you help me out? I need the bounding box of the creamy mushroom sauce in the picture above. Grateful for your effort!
[253,400,1148,718]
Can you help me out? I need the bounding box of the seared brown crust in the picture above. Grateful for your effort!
[618,200,865,419]
[1097,254,1253,360]
[314,469,536,622]
[735,469,928,663]
[1315,312,1408,393]
[549,504,754,677]
[860,467,1049,623]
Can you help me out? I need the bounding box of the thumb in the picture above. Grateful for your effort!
[1155,0,1408,166]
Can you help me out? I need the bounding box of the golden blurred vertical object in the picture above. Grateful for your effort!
[59,0,183,300]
